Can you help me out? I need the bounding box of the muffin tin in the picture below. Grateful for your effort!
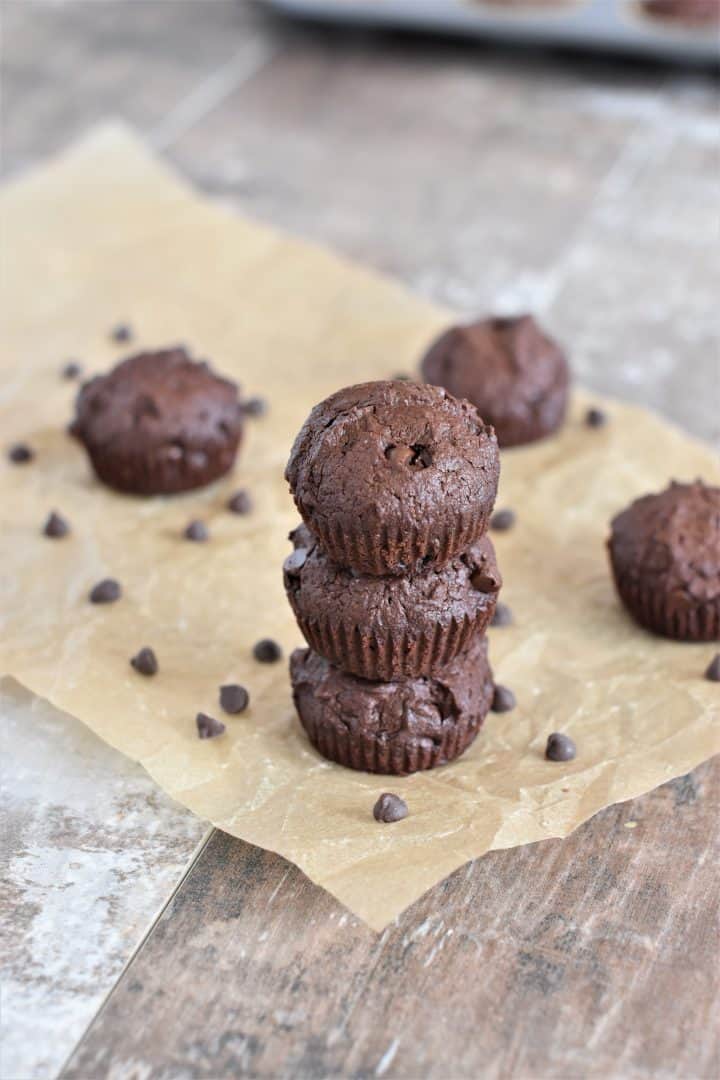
[263,0,719,63]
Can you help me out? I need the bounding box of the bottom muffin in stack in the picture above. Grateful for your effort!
[290,635,495,775]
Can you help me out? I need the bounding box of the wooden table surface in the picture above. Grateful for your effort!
[2,3,719,1078]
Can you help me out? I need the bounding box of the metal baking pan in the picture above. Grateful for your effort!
[262,0,720,63]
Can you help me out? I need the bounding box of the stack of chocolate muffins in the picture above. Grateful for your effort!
[284,380,502,775]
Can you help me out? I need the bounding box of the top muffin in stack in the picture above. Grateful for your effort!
[284,380,503,775]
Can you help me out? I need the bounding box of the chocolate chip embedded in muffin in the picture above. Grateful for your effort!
[373,793,408,823]
[72,347,243,495]
[286,380,500,577]
[608,480,720,642]
[290,633,494,775]
[421,315,569,448]
[284,523,501,681]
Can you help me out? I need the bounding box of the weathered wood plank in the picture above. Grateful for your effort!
[63,759,720,1079]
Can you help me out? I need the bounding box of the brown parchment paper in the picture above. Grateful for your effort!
[1,126,718,931]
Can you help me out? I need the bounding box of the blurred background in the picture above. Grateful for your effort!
[4,0,719,445]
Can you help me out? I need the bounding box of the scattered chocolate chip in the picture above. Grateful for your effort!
[131,647,158,677]
[491,685,516,713]
[704,654,720,682]
[8,443,34,464]
[585,407,607,428]
[196,712,225,739]
[184,520,209,542]
[373,793,409,823]
[392,373,411,381]
[219,684,250,714]
[491,602,513,627]
[490,508,516,532]
[253,638,282,663]
[62,360,83,380]
[545,732,577,762]
[242,396,268,418]
[227,490,252,515]
[111,323,133,344]
[89,578,122,604]
[43,511,70,539]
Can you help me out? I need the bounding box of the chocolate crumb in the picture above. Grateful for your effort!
[242,396,268,418]
[8,443,34,464]
[43,511,70,539]
[585,407,607,429]
[220,684,250,714]
[110,323,133,344]
[704,654,720,682]
[196,712,225,739]
[227,490,252,515]
[253,638,282,663]
[89,578,122,604]
[373,793,408,823]
[545,732,577,762]
[490,508,516,532]
[491,685,516,713]
[131,647,158,677]
[184,520,209,542]
[491,602,513,627]
[62,360,83,380]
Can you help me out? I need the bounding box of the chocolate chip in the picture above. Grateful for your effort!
[704,654,720,682]
[43,511,70,539]
[131,647,158,677]
[89,578,122,604]
[392,373,411,381]
[227,490,252,515]
[471,570,499,593]
[111,323,133,344]
[373,793,408,823]
[196,712,225,739]
[491,685,516,713]
[545,732,577,762]
[284,548,308,577]
[242,396,268,418]
[253,638,282,663]
[184,520,209,542]
[491,602,513,627]
[62,360,82,380]
[490,508,516,532]
[8,443,34,464]
[585,407,607,428]
[220,684,249,714]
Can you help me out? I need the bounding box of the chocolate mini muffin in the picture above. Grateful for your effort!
[640,1,720,27]
[290,633,494,775]
[421,315,569,448]
[286,381,499,576]
[608,480,720,642]
[72,348,243,494]
[284,524,501,681]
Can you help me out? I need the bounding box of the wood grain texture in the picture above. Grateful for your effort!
[63,761,720,1080]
